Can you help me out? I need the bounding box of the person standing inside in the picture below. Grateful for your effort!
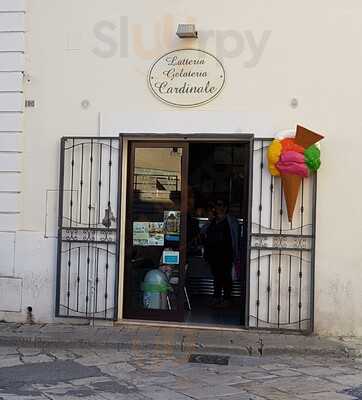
[204,199,239,308]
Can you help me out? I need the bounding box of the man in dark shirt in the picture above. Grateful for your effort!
[204,199,234,308]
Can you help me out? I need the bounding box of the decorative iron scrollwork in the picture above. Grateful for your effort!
[62,228,116,244]
[251,234,312,251]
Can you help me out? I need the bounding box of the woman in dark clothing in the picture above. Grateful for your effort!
[204,199,239,308]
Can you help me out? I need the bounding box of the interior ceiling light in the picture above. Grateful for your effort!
[176,24,198,39]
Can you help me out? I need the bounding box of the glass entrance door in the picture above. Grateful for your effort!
[123,142,188,322]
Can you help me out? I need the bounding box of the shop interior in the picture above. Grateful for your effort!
[124,141,250,326]
[186,142,248,325]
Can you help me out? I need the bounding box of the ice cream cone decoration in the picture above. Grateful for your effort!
[268,126,324,222]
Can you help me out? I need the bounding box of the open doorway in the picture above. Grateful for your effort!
[185,142,250,326]
[123,138,252,327]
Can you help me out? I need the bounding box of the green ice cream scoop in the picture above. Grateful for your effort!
[304,145,321,172]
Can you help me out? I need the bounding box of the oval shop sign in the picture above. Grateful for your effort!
[148,49,225,108]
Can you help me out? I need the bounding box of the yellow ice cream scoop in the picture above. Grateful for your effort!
[267,139,282,176]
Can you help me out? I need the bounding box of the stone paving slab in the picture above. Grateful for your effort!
[329,372,362,386]
[0,360,102,387]
[298,393,356,400]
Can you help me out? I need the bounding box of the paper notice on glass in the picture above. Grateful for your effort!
[149,222,164,234]
[133,222,164,246]
[164,211,180,235]
[134,222,148,234]
[162,250,180,265]
[133,222,149,246]
[148,234,164,246]
[148,222,164,246]
[165,234,180,243]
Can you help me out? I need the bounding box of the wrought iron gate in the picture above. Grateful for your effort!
[249,139,316,332]
[56,137,121,320]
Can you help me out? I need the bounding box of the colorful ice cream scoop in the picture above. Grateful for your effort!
[267,140,282,176]
[304,144,321,172]
[280,138,305,154]
[267,125,324,222]
[276,151,309,178]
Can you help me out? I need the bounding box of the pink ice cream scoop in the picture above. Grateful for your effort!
[276,151,309,177]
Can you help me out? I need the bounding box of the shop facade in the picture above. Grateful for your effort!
[1,0,362,336]
[55,127,316,332]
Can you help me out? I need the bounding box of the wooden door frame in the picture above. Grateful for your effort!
[118,133,254,328]
[123,140,189,322]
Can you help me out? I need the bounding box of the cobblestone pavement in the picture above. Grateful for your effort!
[0,345,362,399]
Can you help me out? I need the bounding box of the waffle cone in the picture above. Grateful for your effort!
[281,174,302,222]
[295,125,324,149]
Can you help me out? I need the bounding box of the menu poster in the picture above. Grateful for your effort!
[133,222,164,246]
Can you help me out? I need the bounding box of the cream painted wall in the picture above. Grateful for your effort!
[7,0,362,334]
